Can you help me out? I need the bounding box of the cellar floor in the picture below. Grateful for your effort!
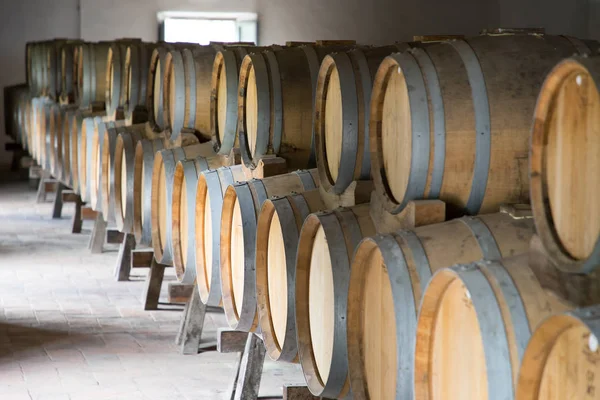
[0,181,303,400]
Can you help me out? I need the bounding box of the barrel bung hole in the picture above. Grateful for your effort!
[545,67,600,260]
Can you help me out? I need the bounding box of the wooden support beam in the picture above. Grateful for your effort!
[167,283,194,304]
[81,206,98,221]
[131,249,154,268]
[61,190,80,203]
[218,329,251,354]
[114,233,136,281]
[283,385,320,400]
[51,182,66,219]
[88,213,107,254]
[142,258,167,310]
[228,333,266,400]
[71,195,83,233]
[106,230,125,244]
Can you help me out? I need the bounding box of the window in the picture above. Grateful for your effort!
[157,12,258,45]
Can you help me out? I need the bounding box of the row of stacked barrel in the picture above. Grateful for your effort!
[14,29,600,399]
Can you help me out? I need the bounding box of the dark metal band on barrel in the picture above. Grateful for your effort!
[301,46,320,168]
[170,50,186,140]
[329,52,358,194]
[449,39,491,215]
[230,181,259,331]
[349,49,372,180]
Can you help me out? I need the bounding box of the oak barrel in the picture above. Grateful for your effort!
[132,137,165,245]
[150,141,215,264]
[530,56,600,273]
[171,155,223,282]
[255,189,326,361]
[210,46,264,155]
[106,40,142,120]
[124,41,156,124]
[59,41,83,104]
[314,44,416,195]
[516,305,600,400]
[194,165,246,306]
[295,203,375,398]
[237,43,354,170]
[347,212,535,400]
[163,44,223,141]
[370,33,599,219]
[414,249,600,400]
[77,41,111,109]
[220,169,319,330]
[112,123,159,232]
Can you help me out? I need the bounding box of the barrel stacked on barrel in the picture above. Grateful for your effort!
[12,29,600,400]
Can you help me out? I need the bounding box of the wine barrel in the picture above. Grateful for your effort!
[70,110,92,194]
[101,124,135,222]
[210,46,264,155]
[516,305,600,400]
[255,189,326,361]
[220,169,319,331]
[105,41,129,119]
[26,41,36,92]
[124,41,155,124]
[238,43,355,170]
[31,42,48,97]
[77,112,105,201]
[164,44,216,141]
[346,212,535,400]
[111,123,157,230]
[314,44,415,195]
[42,102,62,172]
[530,56,600,274]
[370,33,599,219]
[59,41,83,104]
[148,43,195,132]
[150,141,215,264]
[89,117,116,212]
[295,203,375,398]
[171,155,223,282]
[194,165,247,306]
[132,137,166,244]
[48,105,67,180]
[413,251,600,400]
[61,108,78,187]
[77,41,111,109]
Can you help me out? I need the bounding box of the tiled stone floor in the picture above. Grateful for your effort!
[0,181,303,400]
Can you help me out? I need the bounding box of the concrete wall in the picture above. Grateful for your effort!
[257,0,491,45]
[0,0,79,170]
[80,0,257,42]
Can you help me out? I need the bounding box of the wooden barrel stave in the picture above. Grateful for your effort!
[124,42,155,124]
[195,165,246,306]
[256,189,326,361]
[78,42,111,110]
[220,169,319,331]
